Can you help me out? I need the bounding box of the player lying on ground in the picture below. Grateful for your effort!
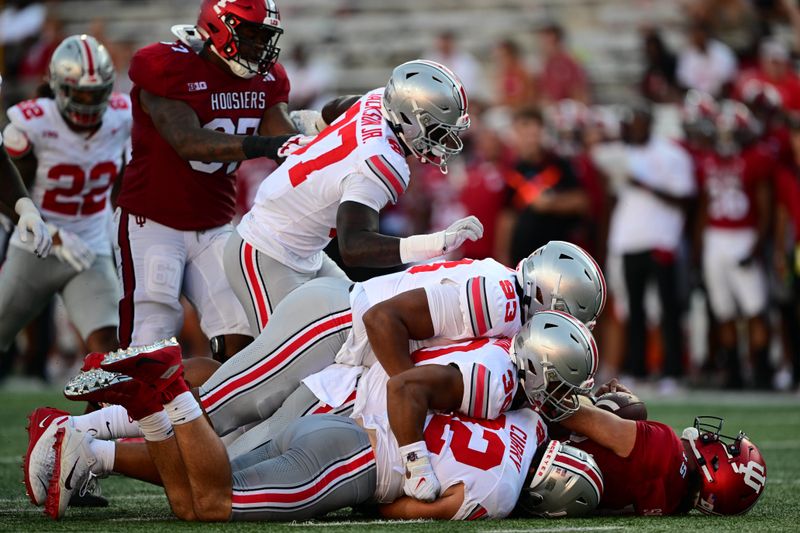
[1,35,128,370]
[556,379,767,516]
[225,59,480,335]
[0,76,50,257]
[40,341,603,521]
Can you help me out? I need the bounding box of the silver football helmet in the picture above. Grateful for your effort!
[49,35,115,128]
[512,310,598,422]
[516,241,606,329]
[382,59,470,174]
[518,440,603,518]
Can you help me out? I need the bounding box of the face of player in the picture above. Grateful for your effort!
[60,85,112,129]
[235,21,280,70]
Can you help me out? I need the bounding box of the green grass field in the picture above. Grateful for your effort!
[0,390,798,532]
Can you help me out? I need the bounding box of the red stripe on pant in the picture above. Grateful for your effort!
[310,390,358,415]
[201,312,352,412]
[242,242,270,330]
[117,209,136,349]
[231,448,374,506]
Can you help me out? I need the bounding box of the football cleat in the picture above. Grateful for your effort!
[100,338,183,392]
[64,369,161,421]
[24,407,70,506]
[45,426,97,520]
[81,352,105,372]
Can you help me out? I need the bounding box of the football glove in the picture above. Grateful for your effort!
[14,198,51,257]
[290,109,327,135]
[399,215,484,263]
[49,225,95,272]
[278,134,315,158]
[399,441,441,502]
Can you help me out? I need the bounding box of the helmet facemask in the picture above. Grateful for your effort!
[54,83,113,128]
[404,108,469,174]
[209,14,282,78]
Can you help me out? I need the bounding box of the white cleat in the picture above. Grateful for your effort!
[64,368,133,401]
[24,408,71,506]
[45,425,97,520]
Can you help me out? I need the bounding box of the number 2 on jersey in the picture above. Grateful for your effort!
[424,414,506,471]
[41,162,117,216]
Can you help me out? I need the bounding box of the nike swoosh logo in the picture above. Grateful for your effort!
[105,421,112,436]
[38,416,52,429]
[64,460,79,491]
[416,477,426,491]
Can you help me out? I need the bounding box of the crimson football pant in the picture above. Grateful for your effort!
[223,229,349,337]
[199,277,353,437]
[229,415,376,521]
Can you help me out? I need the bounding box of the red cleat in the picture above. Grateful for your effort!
[81,352,105,372]
[64,369,161,421]
[24,407,70,506]
[100,338,183,392]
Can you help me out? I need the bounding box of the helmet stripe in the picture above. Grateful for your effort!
[554,453,603,499]
[81,37,96,78]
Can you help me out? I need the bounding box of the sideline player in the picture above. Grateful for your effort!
[45,329,602,521]
[694,100,774,388]
[226,59,481,334]
[114,0,298,357]
[560,380,767,516]
[0,35,128,378]
[0,75,51,257]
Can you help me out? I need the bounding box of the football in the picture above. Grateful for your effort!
[594,391,648,421]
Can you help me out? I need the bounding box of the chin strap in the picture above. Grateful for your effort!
[683,427,714,483]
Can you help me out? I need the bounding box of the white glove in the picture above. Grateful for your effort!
[399,441,441,502]
[290,109,327,135]
[399,215,484,264]
[49,225,95,272]
[278,134,315,158]
[14,198,51,257]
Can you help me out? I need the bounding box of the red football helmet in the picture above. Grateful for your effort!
[683,416,767,516]
[196,0,282,79]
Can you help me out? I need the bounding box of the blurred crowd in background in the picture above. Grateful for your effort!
[1,0,800,393]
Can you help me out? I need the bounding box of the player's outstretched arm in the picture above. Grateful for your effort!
[0,147,51,256]
[387,364,464,447]
[560,403,637,458]
[363,289,434,376]
[379,483,465,520]
[140,90,292,162]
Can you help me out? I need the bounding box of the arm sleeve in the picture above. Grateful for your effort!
[340,172,393,212]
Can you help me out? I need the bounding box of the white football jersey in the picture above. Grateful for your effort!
[335,258,520,367]
[366,408,547,519]
[4,95,132,255]
[237,88,411,273]
[351,337,518,421]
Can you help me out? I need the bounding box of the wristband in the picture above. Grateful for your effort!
[242,135,294,160]
[399,233,443,264]
[398,440,429,463]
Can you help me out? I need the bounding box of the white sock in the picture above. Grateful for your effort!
[137,410,173,442]
[164,391,203,426]
[88,438,116,476]
[71,405,144,440]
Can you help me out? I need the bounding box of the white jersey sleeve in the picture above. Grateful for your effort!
[340,172,392,212]
[4,105,35,157]
[449,339,517,420]
[460,275,520,338]
[358,143,409,205]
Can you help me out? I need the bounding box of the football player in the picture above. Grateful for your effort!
[0,35,129,387]
[560,380,767,516]
[694,100,773,388]
[44,327,602,521]
[114,0,298,358]
[0,77,51,256]
[226,59,480,334]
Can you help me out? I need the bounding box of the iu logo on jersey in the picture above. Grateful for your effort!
[732,460,767,493]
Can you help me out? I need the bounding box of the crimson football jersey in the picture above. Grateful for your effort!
[573,421,691,515]
[695,145,773,229]
[117,41,290,230]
